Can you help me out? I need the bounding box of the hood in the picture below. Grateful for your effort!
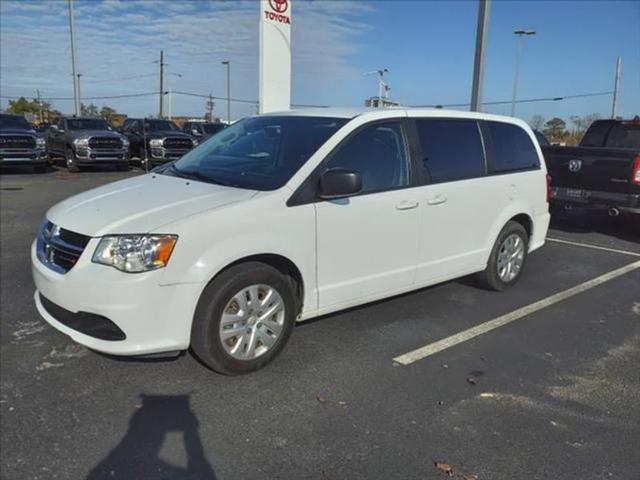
[67,129,124,140]
[47,174,257,237]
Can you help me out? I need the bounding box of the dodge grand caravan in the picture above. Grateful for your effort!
[32,108,550,374]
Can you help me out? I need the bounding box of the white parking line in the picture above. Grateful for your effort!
[546,237,640,257]
[393,259,640,366]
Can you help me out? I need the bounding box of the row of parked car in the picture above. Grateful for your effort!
[0,113,226,172]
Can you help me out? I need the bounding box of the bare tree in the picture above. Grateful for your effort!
[529,115,545,131]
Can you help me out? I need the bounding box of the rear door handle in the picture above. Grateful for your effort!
[427,195,447,206]
[396,200,419,210]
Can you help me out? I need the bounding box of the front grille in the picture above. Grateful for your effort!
[89,137,123,150]
[37,221,91,274]
[0,135,36,149]
[163,137,192,150]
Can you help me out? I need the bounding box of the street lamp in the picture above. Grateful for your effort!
[511,29,536,117]
[363,68,389,107]
[221,60,231,124]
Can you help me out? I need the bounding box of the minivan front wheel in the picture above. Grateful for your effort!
[191,262,296,375]
[477,221,529,291]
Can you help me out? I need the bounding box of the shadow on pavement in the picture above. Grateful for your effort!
[550,209,639,244]
[86,394,217,480]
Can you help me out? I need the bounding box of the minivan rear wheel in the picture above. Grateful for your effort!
[477,221,529,291]
[191,262,296,375]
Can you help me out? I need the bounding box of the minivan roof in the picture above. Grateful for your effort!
[262,107,530,126]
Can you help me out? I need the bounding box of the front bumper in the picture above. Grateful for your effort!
[550,187,640,213]
[72,147,129,165]
[0,148,47,165]
[31,239,202,356]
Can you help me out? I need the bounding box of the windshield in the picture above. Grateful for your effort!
[605,124,640,148]
[168,116,348,190]
[67,119,110,130]
[0,115,32,130]
[203,123,225,134]
[145,120,179,132]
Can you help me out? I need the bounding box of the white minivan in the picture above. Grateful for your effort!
[32,108,550,374]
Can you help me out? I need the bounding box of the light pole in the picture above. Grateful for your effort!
[77,73,82,110]
[511,29,536,117]
[221,60,231,124]
[363,69,389,107]
[470,0,490,112]
[67,0,80,116]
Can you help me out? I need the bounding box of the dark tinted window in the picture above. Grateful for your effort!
[580,121,613,147]
[325,121,409,193]
[145,120,179,132]
[485,121,539,173]
[0,115,31,130]
[605,124,640,148]
[415,119,484,183]
[533,130,549,146]
[203,123,225,134]
[66,118,110,130]
[171,116,347,190]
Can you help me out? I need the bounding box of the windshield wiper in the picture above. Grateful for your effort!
[168,164,235,187]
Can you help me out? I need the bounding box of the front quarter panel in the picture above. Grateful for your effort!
[159,189,318,318]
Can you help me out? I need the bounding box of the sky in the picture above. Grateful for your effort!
[1,0,639,124]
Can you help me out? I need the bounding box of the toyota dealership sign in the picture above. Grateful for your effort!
[259,0,291,113]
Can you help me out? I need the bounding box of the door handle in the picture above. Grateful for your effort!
[427,195,447,206]
[396,200,419,210]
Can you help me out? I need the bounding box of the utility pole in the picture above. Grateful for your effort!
[222,60,231,124]
[611,56,621,119]
[68,0,80,116]
[511,29,536,117]
[207,94,214,121]
[363,69,388,107]
[159,50,165,118]
[168,87,172,120]
[36,89,43,123]
[77,73,82,112]
[470,0,490,112]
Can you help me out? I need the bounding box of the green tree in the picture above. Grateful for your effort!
[80,102,99,117]
[7,97,38,115]
[99,105,117,122]
[542,117,566,140]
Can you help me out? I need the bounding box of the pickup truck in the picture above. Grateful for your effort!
[544,118,640,216]
[47,116,130,172]
[182,121,226,141]
[121,118,196,170]
[0,114,48,172]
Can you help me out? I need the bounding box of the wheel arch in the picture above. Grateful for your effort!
[200,253,305,317]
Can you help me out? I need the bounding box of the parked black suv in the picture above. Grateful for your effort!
[182,121,226,141]
[0,114,48,172]
[121,118,196,170]
[47,117,129,172]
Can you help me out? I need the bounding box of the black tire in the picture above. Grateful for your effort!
[65,147,80,173]
[477,221,529,291]
[191,262,297,375]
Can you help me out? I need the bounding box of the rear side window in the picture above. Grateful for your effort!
[415,119,485,184]
[485,121,539,173]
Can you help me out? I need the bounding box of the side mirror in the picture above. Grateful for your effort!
[318,169,362,199]
[191,129,201,136]
[51,125,59,132]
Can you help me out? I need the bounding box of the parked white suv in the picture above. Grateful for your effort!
[32,108,550,374]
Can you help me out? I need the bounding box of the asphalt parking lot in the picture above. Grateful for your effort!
[1,166,639,480]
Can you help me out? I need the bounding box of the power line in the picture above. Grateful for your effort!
[86,73,157,84]
[410,91,614,108]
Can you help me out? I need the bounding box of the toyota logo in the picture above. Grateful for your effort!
[269,0,288,13]
[568,159,582,172]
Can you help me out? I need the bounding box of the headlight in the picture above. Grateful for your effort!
[149,139,163,148]
[35,137,46,149]
[73,138,89,148]
[192,138,199,146]
[121,136,130,147]
[92,235,178,273]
